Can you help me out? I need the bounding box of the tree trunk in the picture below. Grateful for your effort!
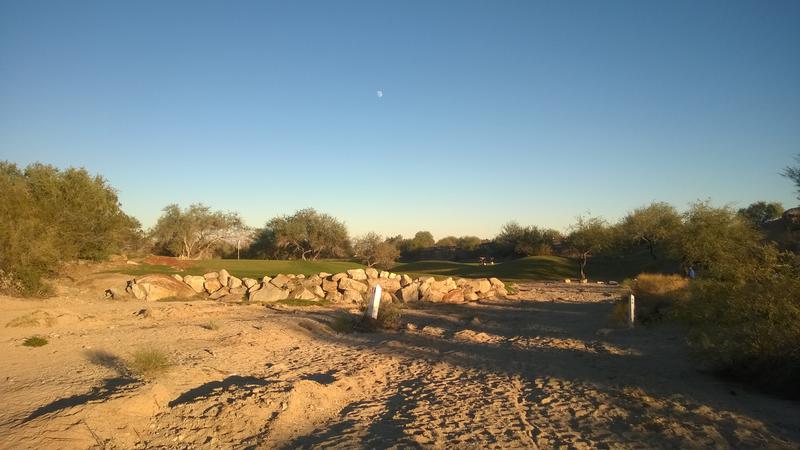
[301,249,313,260]
[579,252,588,280]
[647,240,657,260]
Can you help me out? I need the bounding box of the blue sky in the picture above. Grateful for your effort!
[1,1,798,239]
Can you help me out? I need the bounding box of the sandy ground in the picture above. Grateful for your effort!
[1,271,799,449]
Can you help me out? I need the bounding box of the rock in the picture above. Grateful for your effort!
[312,285,326,298]
[318,272,331,278]
[580,279,589,284]
[464,290,479,302]
[608,280,619,286]
[183,275,206,293]
[321,278,339,293]
[496,287,509,297]
[400,274,413,287]
[379,270,390,278]
[431,277,456,292]
[422,289,444,302]
[104,288,124,299]
[249,284,290,302]
[247,283,262,294]
[229,287,246,296]
[342,290,364,304]
[128,274,197,301]
[204,278,223,294]
[296,274,306,279]
[304,275,322,287]
[331,272,348,281]
[347,269,368,280]
[564,279,572,284]
[388,273,397,279]
[209,288,230,300]
[325,291,343,303]
[242,278,258,289]
[203,272,219,280]
[228,276,242,289]
[339,277,368,293]
[455,278,469,287]
[468,279,491,293]
[418,276,435,285]
[171,274,183,282]
[488,277,504,289]
[399,283,420,302]
[262,275,272,284]
[288,286,317,300]
[218,269,231,287]
[126,260,140,265]
[443,289,465,303]
[270,274,292,288]
[405,323,418,331]
[365,268,379,279]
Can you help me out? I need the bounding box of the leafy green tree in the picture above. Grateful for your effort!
[150,204,244,259]
[353,232,400,268]
[456,235,482,251]
[737,201,784,227]
[409,231,435,250]
[436,236,459,247]
[495,222,559,257]
[620,202,683,259]
[258,208,350,260]
[567,216,612,280]
[782,154,800,200]
[676,201,778,282]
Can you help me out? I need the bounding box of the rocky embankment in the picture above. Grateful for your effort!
[125,268,508,304]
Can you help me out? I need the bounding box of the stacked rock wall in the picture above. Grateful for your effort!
[129,267,508,304]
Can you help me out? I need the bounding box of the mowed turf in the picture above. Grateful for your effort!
[118,259,367,280]
[391,256,577,281]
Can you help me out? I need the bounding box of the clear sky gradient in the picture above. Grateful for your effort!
[1,1,798,239]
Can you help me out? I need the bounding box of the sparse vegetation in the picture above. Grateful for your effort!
[200,321,220,330]
[128,346,171,378]
[274,298,331,307]
[22,336,48,347]
[329,313,356,333]
[629,273,689,323]
[6,311,56,328]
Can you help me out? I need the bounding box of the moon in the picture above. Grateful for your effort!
[376,89,384,98]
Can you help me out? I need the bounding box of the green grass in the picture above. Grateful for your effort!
[115,259,367,280]
[391,256,576,281]
[22,335,48,347]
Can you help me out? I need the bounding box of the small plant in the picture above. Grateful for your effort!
[129,346,171,378]
[23,336,48,347]
[200,321,220,330]
[6,311,56,328]
[355,300,403,332]
[329,314,356,333]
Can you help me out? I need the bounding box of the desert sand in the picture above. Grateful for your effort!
[1,267,798,449]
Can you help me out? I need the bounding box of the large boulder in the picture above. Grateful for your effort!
[303,275,323,287]
[467,279,491,294]
[321,278,339,293]
[431,278,456,293]
[270,274,292,288]
[242,278,258,289]
[331,272,348,281]
[204,278,223,294]
[347,269,368,280]
[489,277,505,289]
[365,268,379,279]
[400,274,413,287]
[218,269,231,288]
[183,275,206,294]
[249,284,290,302]
[342,290,364,304]
[228,276,243,289]
[399,283,420,302]
[442,289,465,304]
[288,286,318,300]
[203,272,219,280]
[378,270,390,279]
[325,290,343,303]
[209,288,230,300]
[339,277,368,293]
[372,277,401,294]
[128,274,197,301]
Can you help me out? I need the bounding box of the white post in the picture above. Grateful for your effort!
[366,285,382,319]
[628,294,635,328]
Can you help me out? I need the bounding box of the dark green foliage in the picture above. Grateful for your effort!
[252,208,351,260]
[737,201,784,227]
[494,222,560,257]
[150,203,244,259]
[22,336,48,347]
[566,216,613,279]
[0,162,141,295]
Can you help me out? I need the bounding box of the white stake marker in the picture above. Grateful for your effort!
[366,285,382,319]
[628,294,635,328]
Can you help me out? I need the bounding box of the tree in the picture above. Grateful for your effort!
[150,204,244,259]
[620,202,683,259]
[258,208,350,260]
[737,201,784,227]
[567,216,612,280]
[494,221,526,256]
[436,236,459,247]
[495,222,559,257]
[353,232,400,268]
[783,154,800,200]
[457,236,482,251]
[676,201,777,282]
[409,231,435,250]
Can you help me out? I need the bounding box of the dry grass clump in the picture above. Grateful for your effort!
[129,346,171,378]
[629,273,689,323]
[200,320,220,330]
[329,313,356,333]
[356,301,404,332]
[22,335,48,347]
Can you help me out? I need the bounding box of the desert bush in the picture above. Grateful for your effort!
[355,300,403,332]
[329,313,356,333]
[22,336,48,347]
[629,273,689,323]
[129,346,171,378]
[677,271,800,399]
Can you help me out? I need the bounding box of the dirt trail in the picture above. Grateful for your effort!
[0,278,798,449]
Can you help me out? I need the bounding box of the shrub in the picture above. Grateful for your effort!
[23,336,48,347]
[629,273,689,323]
[200,321,220,330]
[329,313,356,333]
[129,346,171,378]
[677,270,800,399]
[356,300,403,332]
